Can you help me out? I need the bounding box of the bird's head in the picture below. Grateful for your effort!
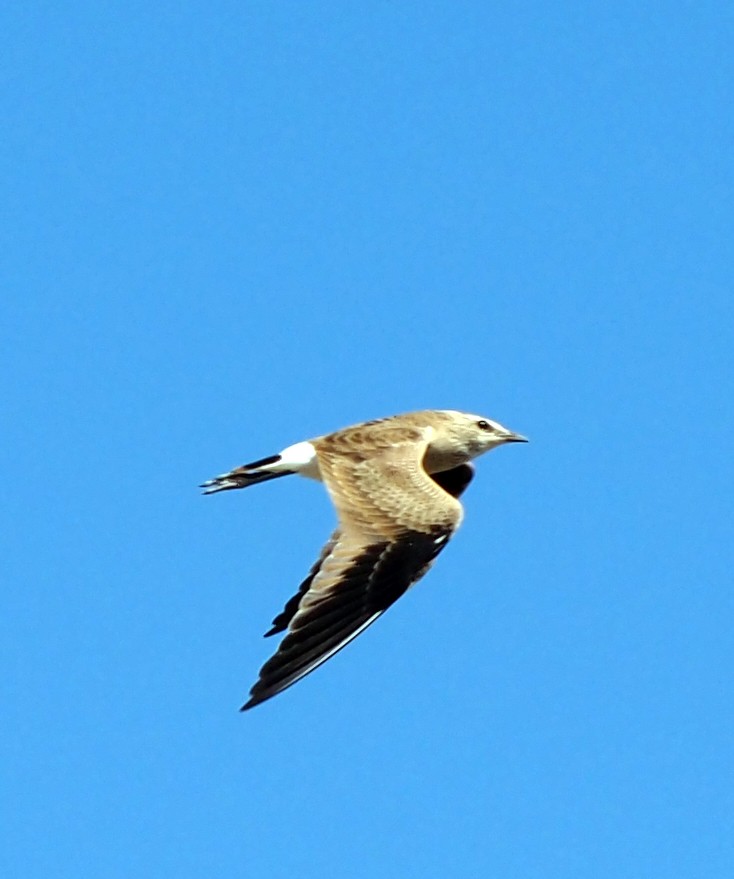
[435,410,528,462]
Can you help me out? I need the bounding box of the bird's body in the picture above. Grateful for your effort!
[202,409,527,710]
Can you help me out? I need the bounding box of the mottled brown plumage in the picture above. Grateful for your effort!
[201,409,527,709]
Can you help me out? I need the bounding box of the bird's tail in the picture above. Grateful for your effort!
[200,454,294,494]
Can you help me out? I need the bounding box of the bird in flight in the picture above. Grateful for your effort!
[201,409,527,710]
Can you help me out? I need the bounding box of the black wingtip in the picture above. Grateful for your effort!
[240,694,264,711]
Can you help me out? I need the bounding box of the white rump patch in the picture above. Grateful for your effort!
[279,441,321,480]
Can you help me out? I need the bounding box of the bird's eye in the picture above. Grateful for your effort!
[477,420,492,431]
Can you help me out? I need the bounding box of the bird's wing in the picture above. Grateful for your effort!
[259,464,475,639]
[426,462,474,499]
[242,430,468,710]
[262,528,341,638]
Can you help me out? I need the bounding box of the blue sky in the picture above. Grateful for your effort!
[2,2,732,876]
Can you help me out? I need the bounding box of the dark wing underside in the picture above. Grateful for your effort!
[429,462,474,498]
[242,527,452,710]
[242,463,474,710]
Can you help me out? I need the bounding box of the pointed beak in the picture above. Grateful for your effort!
[502,431,528,443]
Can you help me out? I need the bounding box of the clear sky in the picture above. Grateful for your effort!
[2,3,732,877]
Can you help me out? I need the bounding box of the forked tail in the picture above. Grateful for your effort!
[200,454,294,494]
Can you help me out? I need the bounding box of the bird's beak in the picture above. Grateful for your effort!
[502,431,528,443]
